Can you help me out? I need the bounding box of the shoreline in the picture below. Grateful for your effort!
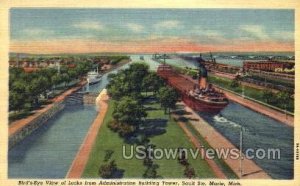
[9,80,86,137]
[66,89,109,178]
[216,86,294,127]
[173,113,227,178]
[9,58,130,137]
[183,75,294,127]
[175,102,271,179]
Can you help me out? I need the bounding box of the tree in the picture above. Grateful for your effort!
[158,87,179,114]
[142,72,164,95]
[276,91,290,109]
[143,164,159,178]
[26,77,49,107]
[107,62,153,99]
[9,86,26,111]
[230,78,239,88]
[51,74,62,90]
[262,90,275,104]
[113,97,147,125]
[61,73,70,87]
[67,68,78,80]
[184,166,196,179]
[98,160,118,178]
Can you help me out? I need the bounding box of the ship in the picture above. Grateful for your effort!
[157,55,229,112]
[87,68,102,84]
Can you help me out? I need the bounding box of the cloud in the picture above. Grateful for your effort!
[23,28,55,36]
[239,25,269,40]
[125,23,144,33]
[154,20,181,29]
[73,21,104,31]
[189,28,228,44]
[190,28,223,38]
[272,31,294,41]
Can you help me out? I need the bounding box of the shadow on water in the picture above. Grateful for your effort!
[197,101,294,179]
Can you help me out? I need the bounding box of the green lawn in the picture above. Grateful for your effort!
[184,122,238,179]
[145,102,215,178]
[82,99,216,178]
[82,100,145,178]
[208,75,294,112]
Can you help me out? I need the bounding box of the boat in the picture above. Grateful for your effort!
[87,68,102,84]
[157,55,229,112]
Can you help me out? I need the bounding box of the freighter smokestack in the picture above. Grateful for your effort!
[198,64,208,89]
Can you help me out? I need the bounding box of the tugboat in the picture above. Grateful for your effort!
[87,67,102,84]
[157,55,229,112]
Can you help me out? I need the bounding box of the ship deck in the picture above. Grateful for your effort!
[159,71,196,93]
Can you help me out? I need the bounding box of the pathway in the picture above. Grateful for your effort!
[173,114,227,179]
[174,102,271,179]
[9,81,86,137]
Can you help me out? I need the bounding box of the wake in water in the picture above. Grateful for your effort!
[213,114,241,128]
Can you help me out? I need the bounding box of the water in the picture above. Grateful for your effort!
[8,54,293,179]
[8,55,158,178]
[8,105,98,178]
[93,55,293,179]
[198,102,293,179]
[144,55,293,179]
[214,58,244,67]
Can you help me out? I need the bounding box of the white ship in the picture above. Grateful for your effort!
[87,68,102,84]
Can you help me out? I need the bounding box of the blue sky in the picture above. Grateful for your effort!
[10,9,294,53]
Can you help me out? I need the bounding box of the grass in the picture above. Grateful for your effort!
[208,75,294,112]
[145,102,215,178]
[9,111,34,123]
[184,122,238,179]
[82,100,144,178]
[82,98,216,178]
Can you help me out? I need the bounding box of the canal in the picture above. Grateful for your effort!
[8,55,293,179]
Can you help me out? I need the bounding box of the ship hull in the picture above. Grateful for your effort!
[157,64,228,112]
[88,77,101,84]
[181,94,228,112]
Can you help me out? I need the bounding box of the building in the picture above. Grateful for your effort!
[243,60,288,72]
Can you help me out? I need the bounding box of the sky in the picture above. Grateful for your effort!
[10,9,294,54]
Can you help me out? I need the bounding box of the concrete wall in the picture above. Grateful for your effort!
[9,101,65,149]
[83,93,98,105]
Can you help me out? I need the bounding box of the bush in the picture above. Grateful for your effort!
[184,166,196,179]
[98,160,117,178]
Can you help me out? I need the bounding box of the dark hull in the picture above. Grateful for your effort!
[181,94,228,112]
[157,65,228,112]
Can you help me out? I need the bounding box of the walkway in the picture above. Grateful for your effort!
[175,102,271,179]
[9,81,86,137]
[218,87,294,127]
[66,89,109,178]
[184,75,293,127]
[173,114,227,179]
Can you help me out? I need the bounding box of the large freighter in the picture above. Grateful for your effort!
[157,56,229,112]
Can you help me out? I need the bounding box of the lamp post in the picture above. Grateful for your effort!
[239,126,243,178]
[242,84,245,99]
[87,78,90,93]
